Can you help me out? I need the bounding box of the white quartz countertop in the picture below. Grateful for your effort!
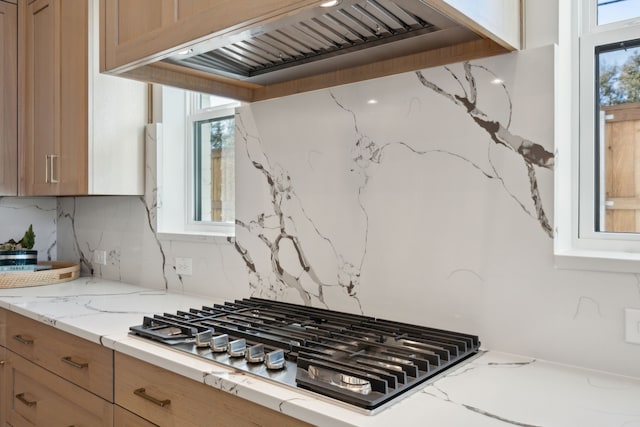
[1,278,639,427]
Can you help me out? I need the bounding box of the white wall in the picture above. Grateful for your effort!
[525,0,559,49]
[56,44,640,379]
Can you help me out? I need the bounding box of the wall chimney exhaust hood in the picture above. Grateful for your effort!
[101,0,520,101]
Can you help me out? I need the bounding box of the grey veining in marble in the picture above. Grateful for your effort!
[415,62,554,237]
[53,45,640,381]
[233,112,364,312]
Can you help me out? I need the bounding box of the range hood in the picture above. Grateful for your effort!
[104,0,517,101]
[161,0,482,86]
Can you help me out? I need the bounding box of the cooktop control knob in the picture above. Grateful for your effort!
[210,334,229,352]
[194,330,213,348]
[265,349,285,370]
[245,344,265,363]
[227,338,246,357]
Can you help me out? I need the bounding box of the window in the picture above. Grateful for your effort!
[187,93,236,226]
[155,87,240,239]
[556,0,640,271]
[597,0,640,25]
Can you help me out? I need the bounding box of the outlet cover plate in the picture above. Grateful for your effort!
[175,257,193,276]
[625,308,640,344]
[94,250,107,265]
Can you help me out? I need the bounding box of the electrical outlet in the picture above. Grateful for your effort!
[625,308,640,344]
[175,257,193,276]
[94,250,107,265]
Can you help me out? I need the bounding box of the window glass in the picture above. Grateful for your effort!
[597,0,640,26]
[192,115,235,223]
[595,39,640,233]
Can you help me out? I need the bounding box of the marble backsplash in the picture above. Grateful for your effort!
[56,45,640,379]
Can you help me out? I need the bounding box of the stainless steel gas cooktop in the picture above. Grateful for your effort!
[129,297,480,412]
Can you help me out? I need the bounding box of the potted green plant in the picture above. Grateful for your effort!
[0,225,37,270]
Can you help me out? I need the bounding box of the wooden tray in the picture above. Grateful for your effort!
[0,261,80,289]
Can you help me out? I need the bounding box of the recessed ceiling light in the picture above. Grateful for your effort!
[320,0,341,7]
[177,48,193,55]
[491,78,504,85]
[367,99,378,104]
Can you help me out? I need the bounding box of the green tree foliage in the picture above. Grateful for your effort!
[619,52,640,102]
[209,117,234,150]
[600,63,623,105]
[600,50,640,106]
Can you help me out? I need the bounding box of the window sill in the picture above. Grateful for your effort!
[554,249,640,273]
[157,230,233,244]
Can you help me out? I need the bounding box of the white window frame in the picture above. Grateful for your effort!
[185,96,239,236]
[155,86,240,241]
[555,1,640,272]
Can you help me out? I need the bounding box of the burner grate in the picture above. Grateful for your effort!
[130,297,479,411]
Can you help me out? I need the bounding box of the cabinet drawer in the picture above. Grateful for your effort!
[115,353,310,427]
[114,405,158,427]
[6,311,113,400]
[5,350,113,427]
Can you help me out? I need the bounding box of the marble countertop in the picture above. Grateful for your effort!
[1,278,639,427]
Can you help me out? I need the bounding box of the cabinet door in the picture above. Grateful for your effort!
[102,0,318,72]
[4,350,113,427]
[0,346,6,427]
[19,0,57,196]
[19,0,88,196]
[0,0,17,196]
[0,311,5,427]
[116,352,310,427]
[56,0,88,195]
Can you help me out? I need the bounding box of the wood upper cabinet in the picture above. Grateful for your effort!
[101,0,519,102]
[0,0,17,196]
[19,0,147,196]
[102,0,319,72]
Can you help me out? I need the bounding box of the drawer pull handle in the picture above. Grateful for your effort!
[61,356,89,369]
[15,393,37,407]
[134,388,171,407]
[13,335,34,345]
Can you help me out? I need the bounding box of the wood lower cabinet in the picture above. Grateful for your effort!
[18,0,147,196]
[0,309,6,426]
[0,346,6,427]
[0,309,114,426]
[0,0,17,196]
[114,406,158,427]
[5,310,113,401]
[4,350,113,427]
[0,308,312,427]
[115,352,311,427]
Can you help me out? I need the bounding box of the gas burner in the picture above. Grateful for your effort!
[129,297,480,412]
